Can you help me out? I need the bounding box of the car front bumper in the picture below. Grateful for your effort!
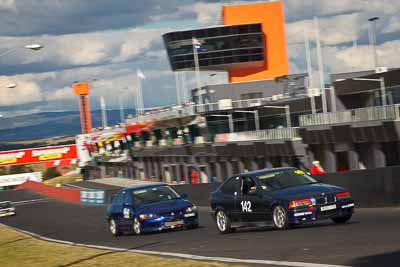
[288,200,355,224]
[0,209,16,217]
[140,212,199,232]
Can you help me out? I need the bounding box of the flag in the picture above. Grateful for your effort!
[192,37,201,49]
[137,69,146,79]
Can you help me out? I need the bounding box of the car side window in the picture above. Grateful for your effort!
[220,177,239,195]
[114,191,124,204]
[241,176,257,196]
[123,191,132,204]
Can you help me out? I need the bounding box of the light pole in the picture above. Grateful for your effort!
[314,16,328,113]
[262,105,291,128]
[0,43,44,58]
[119,87,128,124]
[210,114,234,133]
[368,17,380,69]
[192,38,203,105]
[234,110,260,131]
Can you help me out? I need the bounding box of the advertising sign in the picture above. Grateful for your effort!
[0,145,77,167]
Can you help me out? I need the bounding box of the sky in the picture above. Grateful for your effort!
[0,0,399,117]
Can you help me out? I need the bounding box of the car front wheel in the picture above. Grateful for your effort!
[215,210,232,234]
[273,205,289,230]
[109,219,121,236]
[133,217,142,235]
[332,214,352,224]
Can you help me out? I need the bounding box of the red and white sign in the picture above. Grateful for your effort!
[0,145,77,167]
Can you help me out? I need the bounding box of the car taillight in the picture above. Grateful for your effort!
[336,191,351,199]
[289,198,313,209]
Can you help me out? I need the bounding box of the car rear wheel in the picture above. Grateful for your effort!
[133,217,142,235]
[215,210,232,234]
[109,219,121,236]
[332,214,352,224]
[273,205,289,230]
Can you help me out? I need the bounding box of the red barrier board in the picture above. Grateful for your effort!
[17,181,81,203]
[0,145,77,167]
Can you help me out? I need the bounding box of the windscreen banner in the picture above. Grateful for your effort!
[0,145,77,167]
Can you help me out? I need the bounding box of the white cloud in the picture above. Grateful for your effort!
[0,0,15,11]
[286,13,363,46]
[0,77,43,105]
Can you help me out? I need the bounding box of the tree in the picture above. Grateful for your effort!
[42,167,61,180]
[8,165,33,175]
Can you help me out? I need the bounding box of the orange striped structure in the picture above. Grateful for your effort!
[223,1,289,82]
[73,82,92,134]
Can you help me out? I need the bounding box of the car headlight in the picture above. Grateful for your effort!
[185,205,197,213]
[336,191,351,200]
[289,198,314,209]
[139,214,158,220]
[9,207,15,212]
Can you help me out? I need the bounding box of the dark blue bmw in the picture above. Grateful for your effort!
[107,184,198,236]
[210,167,355,233]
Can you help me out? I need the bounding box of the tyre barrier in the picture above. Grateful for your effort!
[80,190,105,204]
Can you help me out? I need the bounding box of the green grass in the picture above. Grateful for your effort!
[0,226,242,267]
[46,173,83,186]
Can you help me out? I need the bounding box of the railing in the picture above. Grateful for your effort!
[127,105,196,123]
[126,95,293,123]
[214,127,301,142]
[299,105,400,127]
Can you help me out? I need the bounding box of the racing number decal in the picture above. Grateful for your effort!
[123,208,130,219]
[241,201,252,212]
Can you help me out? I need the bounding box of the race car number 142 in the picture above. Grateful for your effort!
[241,201,252,212]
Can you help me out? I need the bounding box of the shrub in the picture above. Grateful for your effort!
[42,167,61,180]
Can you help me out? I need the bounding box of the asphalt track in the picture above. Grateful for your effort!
[1,190,400,267]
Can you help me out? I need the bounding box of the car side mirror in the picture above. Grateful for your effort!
[180,193,188,199]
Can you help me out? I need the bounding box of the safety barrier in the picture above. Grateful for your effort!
[17,181,81,203]
[80,190,105,204]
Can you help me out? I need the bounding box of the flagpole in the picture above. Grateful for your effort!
[175,72,181,105]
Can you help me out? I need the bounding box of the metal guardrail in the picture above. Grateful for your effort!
[299,105,400,127]
[214,127,301,142]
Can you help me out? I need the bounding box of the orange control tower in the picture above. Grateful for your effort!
[73,82,92,134]
[223,1,289,82]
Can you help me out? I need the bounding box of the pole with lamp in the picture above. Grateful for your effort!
[368,17,380,69]
[192,37,203,105]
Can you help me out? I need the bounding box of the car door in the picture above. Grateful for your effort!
[218,176,241,222]
[110,191,125,221]
[235,175,268,223]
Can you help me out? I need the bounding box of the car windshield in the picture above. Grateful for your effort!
[132,186,181,205]
[0,202,11,209]
[256,169,318,191]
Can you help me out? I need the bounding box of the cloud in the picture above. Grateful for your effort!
[0,76,43,105]
[0,0,15,11]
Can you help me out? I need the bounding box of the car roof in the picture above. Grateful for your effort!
[124,183,168,192]
[241,167,296,177]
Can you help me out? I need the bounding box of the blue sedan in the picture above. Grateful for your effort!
[210,167,355,233]
[107,184,198,236]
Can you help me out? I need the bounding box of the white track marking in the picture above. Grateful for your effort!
[11,198,52,206]
[0,224,350,267]
[64,183,88,189]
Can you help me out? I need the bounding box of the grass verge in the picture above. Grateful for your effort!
[0,225,241,267]
[46,173,83,186]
